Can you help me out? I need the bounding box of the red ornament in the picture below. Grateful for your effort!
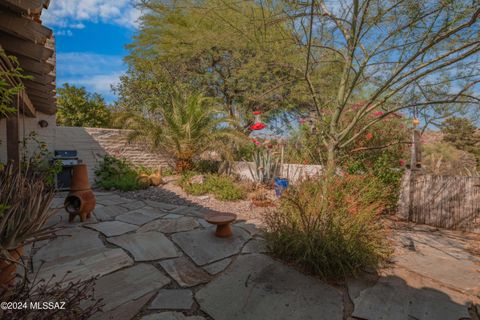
[253,111,262,115]
[250,122,267,130]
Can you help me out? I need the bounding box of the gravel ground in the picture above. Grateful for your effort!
[116,176,273,221]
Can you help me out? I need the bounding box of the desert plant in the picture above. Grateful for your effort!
[1,273,102,319]
[0,163,57,259]
[248,148,280,185]
[180,172,247,201]
[265,175,391,278]
[115,91,245,172]
[94,155,150,191]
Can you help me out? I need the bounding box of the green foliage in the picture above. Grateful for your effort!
[441,117,480,168]
[56,83,112,127]
[180,172,246,201]
[115,90,245,172]
[248,147,280,184]
[423,142,478,176]
[94,155,147,191]
[265,175,391,279]
[20,132,62,187]
[0,50,31,117]
[194,160,220,174]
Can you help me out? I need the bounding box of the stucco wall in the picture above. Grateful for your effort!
[233,161,323,183]
[0,116,169,183]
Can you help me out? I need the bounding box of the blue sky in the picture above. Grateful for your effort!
[42,0,141,103]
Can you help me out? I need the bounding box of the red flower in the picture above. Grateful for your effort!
[373,111,384,117]
[399,159,406,166]
[253,111,262,115]
[299,118,306,124]
[252,139,260,145]
[250,122,267,130]
[365,132,374,140]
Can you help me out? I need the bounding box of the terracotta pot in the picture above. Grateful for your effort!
[0,247,23,293]
[65,189,96,222]
[70,164,91,191]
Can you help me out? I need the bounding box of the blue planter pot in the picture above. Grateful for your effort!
[274,178,289,198]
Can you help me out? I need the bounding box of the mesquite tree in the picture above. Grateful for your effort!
[286,0,480,175]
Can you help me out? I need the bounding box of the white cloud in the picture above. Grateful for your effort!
[42,0,141,29]
[55,29,73,37]
[56,52,126,102]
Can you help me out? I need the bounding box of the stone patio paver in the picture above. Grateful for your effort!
[121,200,147,210]
[86,221,138,236]
[242,239,268,254]
[159,257,210,287]
[149,289,194,310]
[144,200,179,211]
[94,205,129,221]
[107,231,179,261]
[202,258,231,275]
[139,217,199,233]
[90,264,171,312]
[196,254,343,320]
[172,227,250,266]
[96,195,133,206]
[116,207,166,225]
[351,267,471,320]
[33,227,104,270]
[140,312,206,320]
[164,213,182,219]
[36,248,133,285]
[91,292,155,320]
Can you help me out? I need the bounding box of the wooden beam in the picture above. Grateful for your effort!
[6,114,20,164]
[0,0,45,13]
[0,9,52,44]
[26,86,55,99]
[23,78,55,92]
[0,32,53,62]
[23,70,55,84]
[31,99,56,115]
[17,55,54,74]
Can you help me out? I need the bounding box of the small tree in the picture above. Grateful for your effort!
[281,0,480,176]
[0,50,29,117]
[441,117,480,167]
[56,84,112,127]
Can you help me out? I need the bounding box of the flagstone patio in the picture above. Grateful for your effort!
[28,191,479,320]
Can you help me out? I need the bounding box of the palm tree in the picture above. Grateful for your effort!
[115,91,244,172]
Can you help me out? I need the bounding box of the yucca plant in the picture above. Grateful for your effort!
[248,148,280,185]
[115,91,245,172]
[0,163,57,260]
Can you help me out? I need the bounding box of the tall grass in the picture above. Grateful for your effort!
[265,174,392,278]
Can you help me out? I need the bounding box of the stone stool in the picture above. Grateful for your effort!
[205,212,237,237]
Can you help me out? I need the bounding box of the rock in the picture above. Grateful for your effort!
[351,268,471,320]
[108,231,179,261]
[189,175,204,184]
[171,228,250,266]
[138,217,199,234]
[159,257,211,287]
[90,264,171,312]
[33,227,105,270]
[235,221,264,237]
[116,207,166,225]
[164,214,183,219]
[94,205,129,221]
[36,248,133,284]
[140,312,206,320]
[86,221,138,237]
[95,195,132,206]
[203,258,231,275]
[196,254,343,320]
[149,289,193,310]
[197,195,209,200]
[90,291,155,320]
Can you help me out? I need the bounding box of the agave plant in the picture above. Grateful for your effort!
[115,91,245,172]
[0,163,57,259]
[248,148,280,185]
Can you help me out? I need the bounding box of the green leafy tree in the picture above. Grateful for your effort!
[56,84,112,127]
[441,117,480,167]
[115,91,245,172]
[121,0,341,127]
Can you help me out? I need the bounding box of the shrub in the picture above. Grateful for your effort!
[194,160,220,174]
[95,155,148,191]
[180,172,246,201]
[265,175,391,279]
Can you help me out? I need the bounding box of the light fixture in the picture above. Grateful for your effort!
[38,120,49,128]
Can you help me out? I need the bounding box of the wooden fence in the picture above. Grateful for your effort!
[398,171,480,232]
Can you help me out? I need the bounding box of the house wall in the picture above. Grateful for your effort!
[0,115,170,183]
[232,161,323,184]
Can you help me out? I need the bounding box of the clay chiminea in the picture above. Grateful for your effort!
[64,164,96,222]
